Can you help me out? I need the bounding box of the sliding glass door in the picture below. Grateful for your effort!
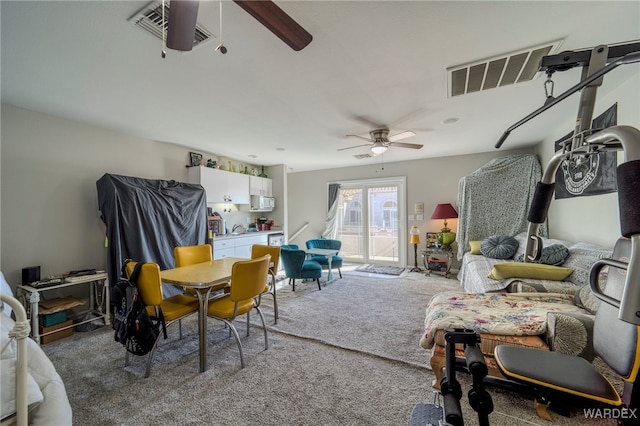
[334,177,406,266]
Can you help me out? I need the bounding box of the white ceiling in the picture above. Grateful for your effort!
[2,1,639,172]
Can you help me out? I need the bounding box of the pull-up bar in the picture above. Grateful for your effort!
[495,46,640,149]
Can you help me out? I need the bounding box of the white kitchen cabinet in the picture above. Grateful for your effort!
[249,176,272,196]
[226,172,250,204]
[188,167,250,204]
[234,234,268,258]
[212,233,269,259]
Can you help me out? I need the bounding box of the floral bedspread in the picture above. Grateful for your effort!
[419,291,589,349]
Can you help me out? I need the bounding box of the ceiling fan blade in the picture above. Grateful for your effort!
[166,0,200,52]
[346,134,373,142]
[388,130,416,142]
[233,1,312,51]
[350,115,384,129]
[387,108,428,129]
[337,144,372,151]
[389,142,423,149]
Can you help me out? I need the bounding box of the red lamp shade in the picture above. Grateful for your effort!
[431,203,459,220]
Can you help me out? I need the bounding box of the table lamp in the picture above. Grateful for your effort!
[409,225,422,272]
[431,203,458,247]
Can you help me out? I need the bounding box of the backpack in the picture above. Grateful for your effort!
[111,261,165,356]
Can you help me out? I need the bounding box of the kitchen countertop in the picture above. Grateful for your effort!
[213,230,283,239]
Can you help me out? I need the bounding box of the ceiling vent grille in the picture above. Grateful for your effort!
[354,153,373,159]
[128,1,215,49]
[447,40,564,97]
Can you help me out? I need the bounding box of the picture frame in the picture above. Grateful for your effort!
[426,232,439,247]
[189,152,203,167]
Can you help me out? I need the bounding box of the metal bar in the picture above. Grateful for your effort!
[288,221,309,242]
[495,51,640,149]
[540,41,640,72]
[1,294,30,426]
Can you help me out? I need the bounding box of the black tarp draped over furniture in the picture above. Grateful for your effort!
[96,173,207,292]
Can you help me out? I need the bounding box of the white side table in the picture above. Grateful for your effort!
[17,272,109,345]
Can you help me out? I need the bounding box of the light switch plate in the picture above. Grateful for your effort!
[416,214,424,221]
[408,214,415,221]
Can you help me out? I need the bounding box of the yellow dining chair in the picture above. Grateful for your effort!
[251,244,281,324]
[125,261,199,378]
[173,244,214,295]
[174,244,212,267]
[207,254,271,368]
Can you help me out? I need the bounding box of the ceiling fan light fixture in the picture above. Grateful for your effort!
[370,145,388,155]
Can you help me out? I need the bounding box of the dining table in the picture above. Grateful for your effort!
[160,257,244,373]
[303,248,340,283]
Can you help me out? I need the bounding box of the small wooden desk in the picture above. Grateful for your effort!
[161,257,243,373]
[304,248,339,283]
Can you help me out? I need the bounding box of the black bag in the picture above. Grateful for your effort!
[111,261,162,356]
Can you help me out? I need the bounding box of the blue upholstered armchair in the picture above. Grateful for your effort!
[279,245,322,291]
[305,239,343,279]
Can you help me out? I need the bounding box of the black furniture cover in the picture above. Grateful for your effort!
[97,173,207,289]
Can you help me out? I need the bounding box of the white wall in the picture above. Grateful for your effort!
[286,147,533,265]
[0,104,278,288]
[535,66,640,248]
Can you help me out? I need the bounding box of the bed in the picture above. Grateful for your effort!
[457,232,612,294]
[1,275,72,426]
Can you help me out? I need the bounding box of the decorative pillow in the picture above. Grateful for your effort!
[488,263,574,281]
[469,240,482,255]
[516,244,570,266]
[573,272,607,314]
[573,285,600,314]
[480,236,519,259]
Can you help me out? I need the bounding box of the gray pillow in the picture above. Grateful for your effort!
[573,285,601,314]
[516,244,570,266]
[573,272,608,314]
[480,235,519,259]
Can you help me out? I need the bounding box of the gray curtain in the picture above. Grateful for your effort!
[321,183,341,239]
[456,154,548,260]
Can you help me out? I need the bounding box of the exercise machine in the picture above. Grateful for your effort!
[494,41,640,423]
[410,329,493,425]
[411,40,640,424]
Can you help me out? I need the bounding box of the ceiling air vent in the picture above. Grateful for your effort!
[447,40,564,97]
[354,153,373,160]
[128,1,215,49]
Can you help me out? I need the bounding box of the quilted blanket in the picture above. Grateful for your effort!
[419,291,589,349]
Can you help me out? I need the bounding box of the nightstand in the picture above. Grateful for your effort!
[421,246,454,278]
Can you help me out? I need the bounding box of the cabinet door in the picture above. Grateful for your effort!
[213,239,235,260]
[249,176,272,196]
[261,178,273,196]
[249,176,262,196]
[234,244,252,259]
[234,234,268,259]
[227,173,250,204]
[188,167,227,203]
[214,247,235,259]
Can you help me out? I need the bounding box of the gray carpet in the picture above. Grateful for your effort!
[41,271,615,425]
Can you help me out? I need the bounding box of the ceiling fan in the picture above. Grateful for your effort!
[338,129,423,155]
[166,0,312,52]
